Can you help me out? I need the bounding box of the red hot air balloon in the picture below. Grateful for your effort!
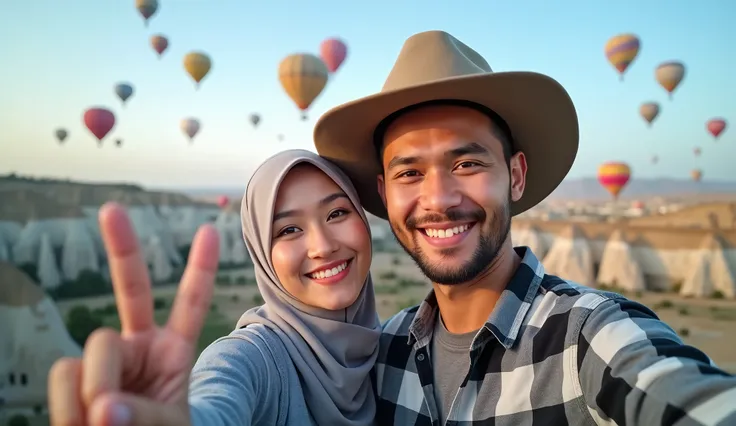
[83,108,115,142]
[217,195,229,208]
[320,38,348,73]
[707,118,727,140]
[151,34,169,58]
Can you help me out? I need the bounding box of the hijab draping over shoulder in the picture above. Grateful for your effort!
[237,149,381,426]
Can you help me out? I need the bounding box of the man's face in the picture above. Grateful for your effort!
[377,105,527,285]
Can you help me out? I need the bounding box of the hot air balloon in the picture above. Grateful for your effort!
[55,129,68,144]
[639,102,660,126]
[655,61,685,100]
[217,195,229,209]
[604,34,640,81]
[693,147,701,156]
[277,134,285,142]
[320,38,348,73]
[180,118,200,143]
[114,83,134,107]
[707,118,727,140]
[691,169,702,182]
[631,200,644,209]
[150,34,169,58]
[278,53,329,120]
[135,0,158,27]
[183,52,212,89]
[115,138,123,147]
[598,161,631,200]
[83,108,116,143]
[250,114,261,128]
[651,155,659,164]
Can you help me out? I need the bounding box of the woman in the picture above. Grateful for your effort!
[48,149,381,426]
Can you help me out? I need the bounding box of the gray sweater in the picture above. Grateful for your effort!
[188,324,316,426]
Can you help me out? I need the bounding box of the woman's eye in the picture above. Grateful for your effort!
[277,226,300,237]
[328,209,349,220]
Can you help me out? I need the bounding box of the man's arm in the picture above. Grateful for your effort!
[577,297,736,426]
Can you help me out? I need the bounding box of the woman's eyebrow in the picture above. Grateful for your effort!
[273,192,348,221]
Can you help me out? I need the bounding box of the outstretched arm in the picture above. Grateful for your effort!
[578,298,736,426]
[189,329,279,426]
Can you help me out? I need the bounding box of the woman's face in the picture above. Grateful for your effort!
[270,164,372,311]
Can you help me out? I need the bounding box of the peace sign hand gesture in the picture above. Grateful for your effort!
[48,203,220,426]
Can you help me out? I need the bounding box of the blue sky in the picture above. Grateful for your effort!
[1,0,732,189]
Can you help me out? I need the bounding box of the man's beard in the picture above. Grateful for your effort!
[389,197,511,285]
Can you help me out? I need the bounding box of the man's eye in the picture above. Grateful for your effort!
[397,170,419,178]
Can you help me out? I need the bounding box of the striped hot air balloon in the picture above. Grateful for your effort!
[598,161,631,200]
[605,34,640,81]
[278,53,329,121]
[655,61,686,100]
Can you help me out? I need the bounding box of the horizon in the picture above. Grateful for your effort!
[2,0,733,186]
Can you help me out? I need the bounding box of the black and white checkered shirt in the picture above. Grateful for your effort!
[374,247,736,425]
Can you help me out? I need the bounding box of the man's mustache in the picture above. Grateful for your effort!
[405,208,486,229]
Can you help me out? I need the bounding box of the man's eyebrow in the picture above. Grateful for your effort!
[447,142,490,158]
[386,143,490,170]
[387,155,420,171]
[273,192,349,221]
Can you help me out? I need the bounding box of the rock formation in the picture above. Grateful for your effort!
[0,262,82,410]
[543,224,595,286]
[597,229,646,291]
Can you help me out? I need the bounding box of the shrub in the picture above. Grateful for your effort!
[8,414,30,426]
[66,305,103,346]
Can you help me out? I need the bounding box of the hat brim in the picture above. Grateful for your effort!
[313,71,579,220]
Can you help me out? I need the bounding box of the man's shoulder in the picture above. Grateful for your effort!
[532,272,658,327]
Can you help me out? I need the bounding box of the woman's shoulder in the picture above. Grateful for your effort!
[199,323,289,368]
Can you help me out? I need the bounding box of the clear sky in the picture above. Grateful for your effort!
[1,0,733,190]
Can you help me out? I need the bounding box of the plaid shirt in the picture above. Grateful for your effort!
[374,247,736,426]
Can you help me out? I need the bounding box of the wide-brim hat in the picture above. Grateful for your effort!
[314,30,579,220]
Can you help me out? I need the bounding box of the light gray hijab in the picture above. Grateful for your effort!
[236,149,381,426]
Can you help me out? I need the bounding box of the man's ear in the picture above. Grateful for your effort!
[509,152,527,202]
[377,174,387,207]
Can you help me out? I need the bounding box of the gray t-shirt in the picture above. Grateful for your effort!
[430,313,478,424]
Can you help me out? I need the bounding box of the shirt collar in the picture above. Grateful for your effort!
[407,247,546,349]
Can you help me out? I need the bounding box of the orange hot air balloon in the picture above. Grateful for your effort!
[691,169,702,182]
[655,61,685,100]
[604,34,640,81]
[693,147,701,156]
[639,102,660,126]
[278,53,329,121]
[183,52,212,89]
[150,34,169,58]
[598,161,631,200]
[707,118,727,140]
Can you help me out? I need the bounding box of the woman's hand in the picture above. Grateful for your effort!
[48,202,219,426]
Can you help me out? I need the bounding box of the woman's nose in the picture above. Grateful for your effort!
[306,225,339,259]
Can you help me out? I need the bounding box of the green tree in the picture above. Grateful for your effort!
[66,305,103,346]
[51,270,111,300]
[8,414,30,426]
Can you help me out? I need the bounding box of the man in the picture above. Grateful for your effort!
[314,30,736,426]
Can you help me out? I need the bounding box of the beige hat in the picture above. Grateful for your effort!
[314,30,579,220]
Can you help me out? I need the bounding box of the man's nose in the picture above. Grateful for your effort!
[418,170,462,213]
[306,224,339,259]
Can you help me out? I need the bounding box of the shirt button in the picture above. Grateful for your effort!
[417,353,425,362]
